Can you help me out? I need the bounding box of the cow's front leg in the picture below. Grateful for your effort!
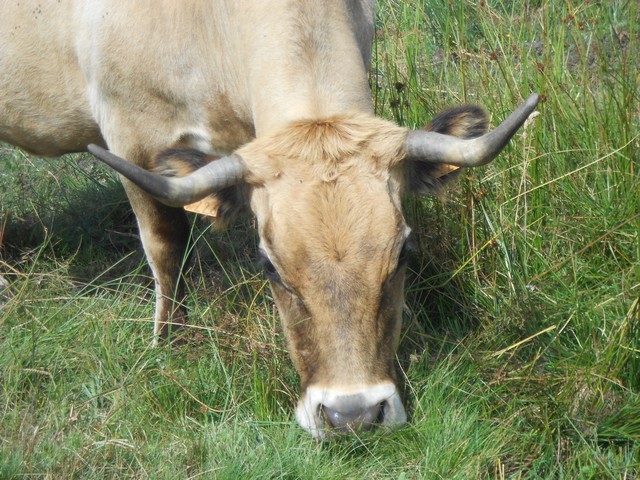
[122,179,191,345]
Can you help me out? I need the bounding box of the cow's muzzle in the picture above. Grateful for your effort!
[296,383,406,439]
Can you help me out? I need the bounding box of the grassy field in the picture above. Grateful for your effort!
[1,1,638,478]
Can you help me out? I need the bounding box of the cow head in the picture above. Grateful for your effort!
[89,93,539,439]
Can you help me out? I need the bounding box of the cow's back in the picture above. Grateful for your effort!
[0,0,254,156]
[0,0,376,158]
[0,0,103,155]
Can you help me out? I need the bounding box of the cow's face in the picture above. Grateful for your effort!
[89,95,537,439]
[240,116,410,438]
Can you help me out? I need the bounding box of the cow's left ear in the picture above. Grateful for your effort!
[404,105,488,194]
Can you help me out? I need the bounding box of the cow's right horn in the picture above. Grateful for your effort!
[405,93,539,167]
[88,145,247,208]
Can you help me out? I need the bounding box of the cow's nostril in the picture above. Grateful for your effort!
[321,402,384,433]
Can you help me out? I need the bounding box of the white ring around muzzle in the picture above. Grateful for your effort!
[296,383,406,440]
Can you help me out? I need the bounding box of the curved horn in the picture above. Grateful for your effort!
[405,93,540,167]
[87,144,247,207]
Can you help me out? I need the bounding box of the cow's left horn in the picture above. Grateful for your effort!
[405,93,539,167]
[88,144,247,207]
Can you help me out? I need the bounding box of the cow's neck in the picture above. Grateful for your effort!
[238,1,375,137]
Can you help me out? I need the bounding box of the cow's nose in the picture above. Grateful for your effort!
[296,383,406,439]
[321,402,383,433]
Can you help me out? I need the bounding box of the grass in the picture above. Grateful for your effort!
[1,0,639,478]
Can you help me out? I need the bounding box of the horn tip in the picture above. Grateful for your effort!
[525,93,540,108]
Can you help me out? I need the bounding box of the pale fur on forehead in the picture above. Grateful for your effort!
[237,114,408,182]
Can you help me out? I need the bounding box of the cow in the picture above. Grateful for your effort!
[0,0,538,439]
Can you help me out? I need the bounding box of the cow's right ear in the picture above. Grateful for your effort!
[150,147,250,226]
[152,147,218,176]
[150,148,221,217]
[404,105,488,195]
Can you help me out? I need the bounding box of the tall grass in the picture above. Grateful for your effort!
[1,1,638,478]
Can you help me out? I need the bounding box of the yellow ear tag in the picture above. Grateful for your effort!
[183,197,220,218]
[431,164,460,179]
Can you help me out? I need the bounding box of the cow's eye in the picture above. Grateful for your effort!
[257,253,281,282]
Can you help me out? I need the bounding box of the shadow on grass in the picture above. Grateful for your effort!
[2,177,146,281]
[399,194,483,354]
